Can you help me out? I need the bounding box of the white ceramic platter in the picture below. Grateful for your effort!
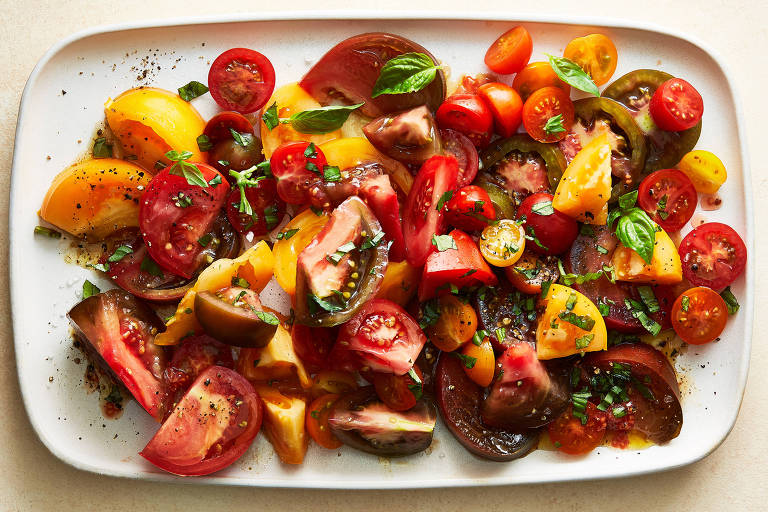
[10,12,753,488]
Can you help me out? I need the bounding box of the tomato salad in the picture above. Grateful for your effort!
[37,26,745,476]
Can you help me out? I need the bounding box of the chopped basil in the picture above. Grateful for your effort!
[229,128,247,147]
[89,262,110,272]
[541,280,552,299]
[419,299,440,329]
[637,286,660,313]
[612,406,627,418]
[255,311,279,325]
[140,256,163,277]
[575,333,594,349]
[360,231,385,251]
[545,54,599,97]
[720,287,740,315]
[495,327,506,343]
[276,228,299,240]
[310,410,320,420]
[107,245,133,263]
[436,190,453,211]
[92,137,113,158]
[542,114,566,136]
[558,311,596,331]
[454,352,477,369]
[208,174,222,187]
[198,233,213,247]
[473,200,485,213]
[172,192,193,208]
[565,292,578,311]
[326,241,357,265]
[459,269,477,279]
[264,205,279,229]
[624,298,661,336]
[303,142,317,158]
[82,280,100,299]
[165,150,209,188]
[525,226,548,251]
[531,200,555,216]
[657,194,669,220]
[681,294,690,312]
[371,52,442,98]
[579,224,595,237]
[308,293,343,313]
[262,102,279,130]
[407,367,423,400]
[515,266,540,280]
[323,165,342,182]
[597,299,611,317]
[231,276,250,288]
[557,258,615,285]
[34,226,61,238]
[431,234,457,252]
[177,80,209,101]
[596,245,609,255]
[196,134,213,152]
[310,206,324,216]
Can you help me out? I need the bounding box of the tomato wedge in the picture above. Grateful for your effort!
[359,174,407,262]
[292,324,338,372]
[306,393,343,449]
[270,141,327,205]
[163,335,234,404]
[208,48,276,114]
[516,192,578,255]
[372,365,424,411]
[678,222,747,290]
[548,403,607,455]
[637,169,697,232]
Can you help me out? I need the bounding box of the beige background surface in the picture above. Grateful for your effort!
[2,1,766,510]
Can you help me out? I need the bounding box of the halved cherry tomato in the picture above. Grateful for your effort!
[677,150,727,194]
[548,402,607,455]
[479,219,525,267]
[270,141,327,204]
[522,86,575,143]
[306,393,343,449]
[292,324,337,372]
[649,78,704,132]
[563,34,618,87]
[516,192,578,255]
[461,335,494,387]
[208,48,276,114]
[418,229,498,300]
[670,286,728,345]
[504,251,560,295]
[426,294,478,352]
[440,129,479,187]
[403,155,459,266]
[436,94,494,148]
[637,169,697,232]
[445,185,496,232]
[226,178,285,237]
[203,111,254,144]
[477,82,523,138]
[512,61,570,101]
[337,299,427,375]
[210,132,264,176]
[484,26,533,75]
[139,163,228,279]
[678,222,747,290]
[372,365,423,411]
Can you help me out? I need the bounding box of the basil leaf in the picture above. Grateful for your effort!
[196,134,212,152]
[558,311,596,331]
[92,137,113,158]
[543,114,566,135]
[82,280,100,299]
[419,299,440,329]
[229,128,247,147]
[618,190,638,210]
[208,174,222,187]
[277,229,299,240]
[262,102,279,131]
[637,286,660,313]
[371,52,442,98]
[232,276,250,288]
[431,234,457,252]
[178,80,209,101]
[108,245,133,263]
[720,287,740,315]
[454,352,477,369]
[323,165,341,182]
[165,150,194,162]
[140,256,163,277]
[575,333,594,349]
[255,311,280,325]
[89,262,109,272]
[436,191,453,211]
[615,208,657,264]
[531,200,554,216]
[309,293,343,313]
[407,367,423,400]
[360,231,385,251]
[545,54,599,97]
[286,104,363,134]
[198,233,213,247]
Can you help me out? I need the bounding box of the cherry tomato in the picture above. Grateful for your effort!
[512,61,570,101]
[477,82,523,138]
[516,192,578,255]
[306,393,343,449]
[461,335,495,388]
[637,169,697,232]
[403,155,459,266]
[140,366,262,476]
[563,34,618,87]
[436,94,494,148]
[139,163,228,279]
[270,141,327,204]
[445,185,496,232]
[678,222,747,290]
[649,78,704,132]
[484,26,533,75]
[479,219,526,267]
[440,129,479,187]
[522,86,575,143]
[203,111,254,144]
[548,402,607,455]
[426,294,478,352]
[504,251,560,295]
[163,335,234,402]
[372,365,424,411]
[225,178,285,237]
[678,150,727,194]
[208,48,276,114]
[292,324,338,372]
[670,286,728,345]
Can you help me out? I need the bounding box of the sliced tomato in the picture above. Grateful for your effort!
[484,26,533,75]
[436,94,494,148]
[548,402,607,455]
[522,86,575,143]
[226,178,285,237]
[208,48,276,114]
[163,335,234,404]
[403,155,459,266]
[445,185,496,232]
[359,174,407,262]
[372,365,423,411]
[203,111,254,144]
[292,324,338,372]
[418,229,498,300]
[306,393,343,449]
[649,78,703,132]
[678,222,747,290]
[140,366,262,476]
[516,192,578,255]
[440,129,479,187]
[139,164,228,279]
[270,141,326,205]
[637,169,697,232]
[477,82,524,138]
[671,286,728,344]
[563,34,618,87]
[338,299,427,375]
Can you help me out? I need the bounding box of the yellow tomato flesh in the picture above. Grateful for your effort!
[563,34,618,87]
[375,260,420,306]
[462,336,495,387]
[273,208,329,296]
[612,229,682,284]
[237,324,311,388]
[677,150,727,194]
[426,295,478,352]
[257,387,308,465]
[479,219,525,267]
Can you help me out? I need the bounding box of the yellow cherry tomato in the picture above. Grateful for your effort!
[375,260,420,306]
[536,284,607,360]
[612,229,682,284]
[563,34,618,87]
[273,208,329,296]
[479,219,525,267]
[512,61,571,101]
[677,150,727,194]
[426,295,479,352]
[105,87,206,172]
[462,336,495,387]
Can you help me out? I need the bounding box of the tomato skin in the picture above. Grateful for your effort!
[426,294,478,352]
[436,94,494,149]
[208,48,276,114]
[671,286,728,345]
[372,365,423,411]
[445,185,496,232]
[461,336,495,387]
[139,164,228,279]
[548,403,607,455]
[678,222,747,290]
[678,150,727,194]
[203,111,254,145]
[403,155,460,266]
[306,393,343,449]
[479,219,525,267]
[484,26,533,75]
[477,82,523,138]
[291,324,338,372]
[649,78,704,132]
[517,192,578,255]
[226,178,285,237]
[512,61,570,101]
[563,34,618,87]
[440,129,479,187]
[270,141,327,205]
[522,86,575,143]
[637,169,697,232]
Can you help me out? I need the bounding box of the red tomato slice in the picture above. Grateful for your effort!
[477,82,524,138]
[678,222,747,290]
[548,402,607,455]
[359,174,407,262]
[292,324,338,372]
[372,365,423,411]
[208,48,276,114]
[226,178,285,237]
[339,299,427,375]
[649,78,703,132]
[484,26,533,75]
[445,185,496,232]
[140,366,262,476]
[522,86,575,143]
[637,169,697,232]
[163,335,234,406]
[139,164,228,279]
[516,192,578,255]
[436,94,494,148]
[670,286,728,345]
[270,141,327,204]
[403,155,460,266]
[417,229,498,301]
[203,111,254,144]
[440,129,479,187]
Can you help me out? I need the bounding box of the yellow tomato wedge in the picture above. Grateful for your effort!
[236,324,311,388]
[612,229,682,284]
[677,150,727,194]
[155,241,274,345]
[552,133,612,224]
[257,387,308,465]
[273,208,329,296]
[105,87,206,172]
[462,336,495,387]
[39,158,150,240]
[537,284,607,360]
[375,260,420,306]
[260,83,341,159]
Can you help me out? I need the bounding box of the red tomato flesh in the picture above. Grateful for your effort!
[548,402,607,455]
[208,48,276,114]
[522,86,575,143]
[477,82,524,138]
[226,178,285,237]
[637,169,697,232]
[203,111,254,144]
[359,174,407,262]
[270,141,327,205]
[649,78,703,132]
[372,365,423,411]
[445,185,496,232]
[678,222,747,290]
[440,128,479,187]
